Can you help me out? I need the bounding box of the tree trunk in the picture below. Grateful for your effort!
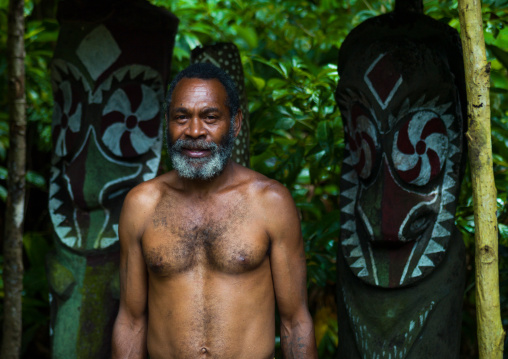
[458,1,506,358]
[2,0,26,358]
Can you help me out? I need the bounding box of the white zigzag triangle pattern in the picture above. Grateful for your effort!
[99,237,117,249]
[442,175,456,191]
[432,222,451,238]
[448,143,460,158]
[448,129,460,142]
[143,70,157,81]
[342,169,357,184]
[444,114,456,128]
[342,234,359,246]
[349,246,363,258]
[350,257,365,268]
[441,191,456,205]
[417,254,435,269]
[411,266,422,278]
[114,68,129,82]
[342,220,356,232]
[61,235,77,247]
[436,102,452,115]
[56,226,73,240]
[50,197,63,211]
[424,239,445,255]
[130,66,145,79]
[50,167,60,182]
[438,211,454,221]
[342,153,355,166]
[350,255,369,277]
[341,201,355,216]
[51,212,66,228]
[411,254,438,279]
[414,95,426,107]
[357,267,369,277]
[49,183,60,199]
[341,187,356,201]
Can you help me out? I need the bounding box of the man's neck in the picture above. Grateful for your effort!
[175,160,237,197]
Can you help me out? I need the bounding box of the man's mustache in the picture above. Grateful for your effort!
[171,139,219,152]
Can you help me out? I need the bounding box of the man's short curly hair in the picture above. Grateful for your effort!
[165,62,240,122]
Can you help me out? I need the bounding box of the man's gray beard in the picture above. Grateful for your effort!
[168,125,235,180]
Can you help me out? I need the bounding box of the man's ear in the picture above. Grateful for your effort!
[233,109,243,138]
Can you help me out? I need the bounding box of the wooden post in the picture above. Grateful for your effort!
[2,0,26,358]
[458,1,505,358]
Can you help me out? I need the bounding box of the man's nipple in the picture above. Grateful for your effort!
[201,347,208,354]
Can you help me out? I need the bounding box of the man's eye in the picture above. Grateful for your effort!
[205,115,217,122]
[174,115,187,121]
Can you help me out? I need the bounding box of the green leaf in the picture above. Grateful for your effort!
[266,78,287,89]
[488,44,508,70]
[26,170,46,188]
[274,117,295,130]
[250,76,265,90]
[499,223,508,246]
[23,232,51,269]
[0,185,6,202]
[233,25,258,49]
[28,29,59,43]
[316,120,334,153]
[23,0,33,17]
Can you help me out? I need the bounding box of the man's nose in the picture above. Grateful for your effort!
[185,117,206,138]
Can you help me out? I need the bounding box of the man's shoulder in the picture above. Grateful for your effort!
[234,166,300,240]
[235,165,294,207]
[123,172,178,211]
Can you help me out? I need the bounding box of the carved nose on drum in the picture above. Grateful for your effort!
[358,158,437,244]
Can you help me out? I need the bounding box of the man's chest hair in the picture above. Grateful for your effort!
[142,195,270,275]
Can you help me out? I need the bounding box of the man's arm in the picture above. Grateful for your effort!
[264,182,318,359]
[112,186,152,359]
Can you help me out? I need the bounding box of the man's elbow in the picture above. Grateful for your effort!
[280,306,314,332]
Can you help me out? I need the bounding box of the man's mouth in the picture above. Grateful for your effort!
[182,148,212,158]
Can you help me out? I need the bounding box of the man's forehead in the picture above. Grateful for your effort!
[171,77,227,102]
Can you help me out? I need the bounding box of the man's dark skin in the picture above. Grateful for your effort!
[112,65,318,359]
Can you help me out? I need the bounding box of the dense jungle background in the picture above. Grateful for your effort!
[0,0,507,357]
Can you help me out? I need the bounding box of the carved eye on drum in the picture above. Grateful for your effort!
[345,104,379,180]
[101,83,161,158]
[392,111,448,186]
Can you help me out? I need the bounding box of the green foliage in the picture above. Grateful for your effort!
[0,0,56,195]
[20,232,51,354]
[0,0,507,357]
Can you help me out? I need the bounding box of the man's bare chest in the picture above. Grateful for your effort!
[142,198,270,276]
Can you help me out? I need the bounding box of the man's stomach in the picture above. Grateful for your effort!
[146,267,276,359]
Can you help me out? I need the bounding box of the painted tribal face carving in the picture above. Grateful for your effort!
[49,24,165,252]
[336,42,464,287]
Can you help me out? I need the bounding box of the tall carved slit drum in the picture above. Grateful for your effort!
[47,1,178,357]
[190,42,250,167]
[335,8,467,359]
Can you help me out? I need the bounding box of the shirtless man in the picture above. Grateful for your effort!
[111,63,317,359]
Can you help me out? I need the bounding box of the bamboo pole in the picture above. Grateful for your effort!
[458,1,505,358]
[1,0,26,358]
